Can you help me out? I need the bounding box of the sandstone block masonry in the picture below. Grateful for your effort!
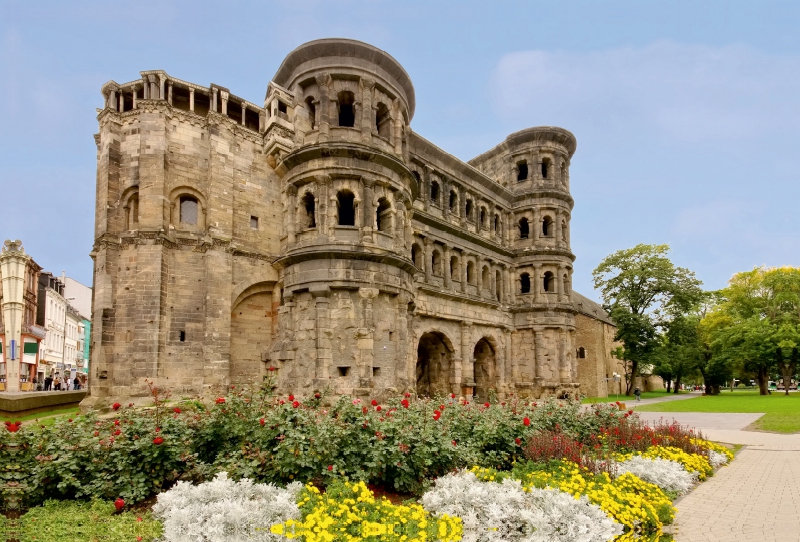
[82,38,617,409]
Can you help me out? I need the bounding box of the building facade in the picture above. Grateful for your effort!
[84,39,616,408]
[37,272,67,382]
[0,240,45,392]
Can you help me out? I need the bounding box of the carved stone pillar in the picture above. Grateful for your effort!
[312,286,331,381]
[443,244,452,290]
[533,208,540,241]
[212,87,218,113]
[132,86,138,109]
[533,264,542,303]
[461,250,468,293]
[422,166,430,213]
[557,264,566,303]
[459,185,467,228]
[241,103,247,125]
[118,92,124,112]
[158,74,166,100]
[392,100,403,155]
[358,287,379,385]
[460,321,473,395]
[167,81,173,106]
[507,265,515,305]
[315,72,332,140]
[534,328,544,380]
[220,91,229,115]
[360,78,375,142]
[362,180,374,242]
[424,238,433,284]
[555,209,562,247]
[189,88,194,112]
[558,329,570,383]
[286,185,298,245]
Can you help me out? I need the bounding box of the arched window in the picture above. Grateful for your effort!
[337,190,356,226]
[520,273,531,294]
[337,91,355,127]
[543,271,554,292]
[180,196,199,225]
[480,207,487,229]
[519,217,529,239]
[465,199,473,220]
[482,266,490,290]
[449,190,458,211]
[541,158,551,179]
[430,181,440,204]
[126,191,139,230]
[542,216,553,237]
[411,171,421,197]
[301,192,316,229]
[376,198,391,232]
[466,261,475,284]
[577,347,586,359]
[450,255,460,281]
[305,96,316,129]
[495,270,502,301]
[517,161,528,181]
[494,214,500,233]
[376,102,391,137]
[411,243,422,268]
[431,249,442,276]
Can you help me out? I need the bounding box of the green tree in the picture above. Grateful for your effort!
[592,244,703,395]
[702,267,800,395]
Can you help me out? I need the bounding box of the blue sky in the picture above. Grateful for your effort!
[1,0,799,300]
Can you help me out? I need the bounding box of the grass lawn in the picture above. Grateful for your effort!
[0,405,80,427]
[635,391,800,433]
[582,390,682,404]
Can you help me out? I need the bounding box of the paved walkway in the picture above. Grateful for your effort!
[636,411,800,542]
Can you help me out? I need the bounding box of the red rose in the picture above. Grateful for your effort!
[315,393,321,399]
[450,393,456,399]
[292,401,300,408]
[279,399,285,405]
[173,407,181,413]
[439,404,445,410]
[114,420,120,426]
[452,440,457,446]
[113,429,121,436]
[484,402,490,408]
[260,418,265,426]
[112,402,121,411]
[376,405,382,412]
[371,399,378,406]
[153,436,164,445]
[114,498,125,510]
[515,438,521,445]
[433,410,441,420]
[523,417,530,426]
[362,406,368,415]
[327,465,333,471]
[401,399,409,408]
[68,419,73,423]
[288,394,295,401]
[93,431,99,437]
[215,398,225,404]
[404,392,411,398]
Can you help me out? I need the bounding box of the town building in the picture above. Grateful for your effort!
[0,240,45,392]
[37,272,67,383]
[83,38,621,408]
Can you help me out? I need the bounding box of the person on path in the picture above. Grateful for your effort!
[73,376,80,390]
[634,387,641,401]
[44,375,52,391]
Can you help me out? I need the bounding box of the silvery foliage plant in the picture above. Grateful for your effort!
[707,450,729,468]
[152,472,301,542]
[421,470,622,542]
[614,456,697,495]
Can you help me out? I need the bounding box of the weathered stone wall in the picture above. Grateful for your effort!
[84,39,612,410]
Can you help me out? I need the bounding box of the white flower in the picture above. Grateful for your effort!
[708,450,729,468]
[421,470,622,542]
[152,472,301,542]
[614,456,697,495]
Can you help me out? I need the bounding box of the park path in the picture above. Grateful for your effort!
[633,411,800,542]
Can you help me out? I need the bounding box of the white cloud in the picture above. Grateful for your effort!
[491,41,800,143]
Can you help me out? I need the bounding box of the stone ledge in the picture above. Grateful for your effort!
[0,390,88,415]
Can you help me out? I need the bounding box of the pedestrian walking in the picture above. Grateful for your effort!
[634,387,641,402]
[73,376,80,390]
[44,375,52,391]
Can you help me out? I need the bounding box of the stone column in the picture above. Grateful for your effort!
[442,177,450,220]
[460,321,473,395]
[158,74,166,100]
[557,264,566,303]
[558,329,570,382]
[500,327,511,392]
[422,167,430,213]
[108,89,117,111]
[360,78,375,142]
[316,176,330,239]
[490,262,497,300]
[423,238,433,284]
[189,88,194,112]
[241,103,247,125]
[507,265,515,304]
[220,91,229,116]
[555,209,562,247]
[459,186,467,228]
[315,72,332,141]
[461,250,468,293]
[362,180,374,242]
[533,264,542,303]
[118,92,124,112]
[392,100,403,155]
[312,286,331,381]
[286,185,297,245]
[358,287,379,385]
[212,87,218,113]
[533,208,540,241]
[132,86,138,109]
[167,82,173,106]
[443,244,452,290]
[534,328,544,380]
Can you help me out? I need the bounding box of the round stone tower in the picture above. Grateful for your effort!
[265,39,419,397]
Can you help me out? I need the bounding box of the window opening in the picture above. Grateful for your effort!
[449,190,458,211]
[338,367,351,377]
[376,198,391,232]
[543,271,554,292]
[432,250,442,276]
[127,192,139,229]
[542,216,552,237]
[179,196,199,225]
[411,244,421,268]
[467,261,475,284]
[179,330,186,342]
[496,271,502,301]
[372,367,382,377]
[450,256,459,280]
[577,347,586,359]
[337,91,355,127]
[465,200,473,219]
[277,101,287,114]
[250,216,259,229]
[482,266,490,289]
[480,207,486,228]
[494,214,500,232]
[302,192,316,228]
[430,181,440,203]
[376,102,391,137]
[520,273,531,294]
[305,97,316,129]
[517,161,528,181]
[519,218,529,239]
[541,159,550,179]
[337,191,356,226]
[412,171,421,196]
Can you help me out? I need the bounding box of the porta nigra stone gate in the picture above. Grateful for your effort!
[83,39,617,409]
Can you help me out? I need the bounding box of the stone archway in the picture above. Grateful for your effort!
[473,337,496,400]
[416,332,452,397]
[230,286,274,386]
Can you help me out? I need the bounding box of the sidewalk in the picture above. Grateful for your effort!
[644,411,800,542]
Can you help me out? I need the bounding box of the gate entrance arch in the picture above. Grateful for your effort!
[473,337,496,400]
[416,332,452,397]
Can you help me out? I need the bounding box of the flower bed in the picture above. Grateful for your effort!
[4,389,733,542]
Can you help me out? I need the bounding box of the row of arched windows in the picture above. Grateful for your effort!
[518,271,570,294]
[297,190,393,231]
[518,216,565,240]
[123,188,208,230]
[305,91,392,137]
[516,158,566,183]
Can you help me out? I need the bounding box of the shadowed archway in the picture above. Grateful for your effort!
[416,331,452,397]
[473,338,496,400]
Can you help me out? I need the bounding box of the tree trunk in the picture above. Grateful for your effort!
[757,366,769,395]
[665,379,672,393]
[625,360,639,396]
[777,349,797,396]
[674,374,682,394]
